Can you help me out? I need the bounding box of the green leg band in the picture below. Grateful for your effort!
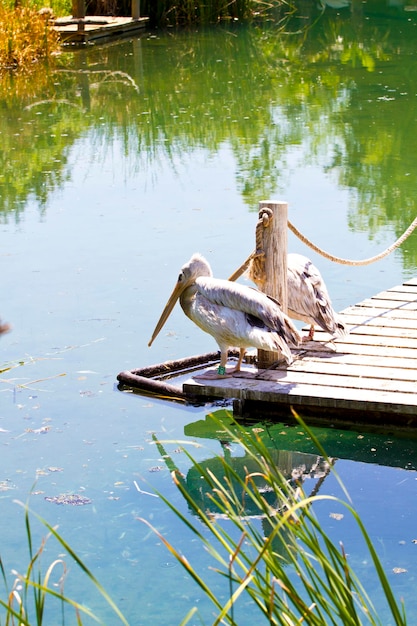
[217,365,226,376]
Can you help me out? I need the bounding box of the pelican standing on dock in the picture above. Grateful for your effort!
[248,253,347,341]
[148,253,301,378]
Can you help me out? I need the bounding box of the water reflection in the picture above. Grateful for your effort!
[154,419,332,519]
[185,408,417,470]
[2,11,417,266]
[146,407,417,620]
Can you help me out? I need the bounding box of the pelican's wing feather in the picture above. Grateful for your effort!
[287,254,347,337]
[196,276,301,347]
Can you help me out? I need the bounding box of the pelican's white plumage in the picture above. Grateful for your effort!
[247,252,347,341]
[149,254,301,378]
[287,253,347,340]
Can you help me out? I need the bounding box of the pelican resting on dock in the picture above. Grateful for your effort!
[248,253,347,342]
[148,253,301,379]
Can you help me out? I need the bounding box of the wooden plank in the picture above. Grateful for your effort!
[184,373,417,414]
[340,307,417,328]
[298,341,417,360]
[184,359,417,395]
[293,350,417,372]
[385,284,417,294]
[290,358,417,382]
[341,325,417,339]
[309,332,417,349]
[254,368,417,394]
[362,292,417,303]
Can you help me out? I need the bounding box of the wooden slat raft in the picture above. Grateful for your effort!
[182,279,417,426]
[54,16,149,44]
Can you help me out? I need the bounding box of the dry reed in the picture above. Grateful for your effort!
[0,6,60,73]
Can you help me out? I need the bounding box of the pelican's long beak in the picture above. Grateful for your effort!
[148,282,184,347]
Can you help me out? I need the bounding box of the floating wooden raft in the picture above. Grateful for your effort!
[118,279,417,427]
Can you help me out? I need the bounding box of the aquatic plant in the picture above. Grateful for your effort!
[0,501,128,625]
[0,5,60,72]
[144,414,407,625]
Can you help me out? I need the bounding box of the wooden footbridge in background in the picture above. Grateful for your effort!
[117,201,417,428]
[54,0,148,44]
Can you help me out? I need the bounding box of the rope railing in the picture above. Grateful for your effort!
[288,215,417,266]
[229,211,417,282]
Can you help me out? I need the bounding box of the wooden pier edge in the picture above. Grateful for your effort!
[117,351,239,402]
[117,278,417,430]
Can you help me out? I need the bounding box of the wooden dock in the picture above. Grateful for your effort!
[54,15,149,44]
[179,278,417,427]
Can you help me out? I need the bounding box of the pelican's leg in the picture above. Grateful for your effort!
[193,350,232,380]
[302,325,315,342]
[229,347,246,373]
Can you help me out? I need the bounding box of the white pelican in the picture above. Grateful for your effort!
[148,253,301,378]
[248,253,347,341]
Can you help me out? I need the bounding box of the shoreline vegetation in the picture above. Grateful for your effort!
[0,0,298,72]
[0,4,60,72]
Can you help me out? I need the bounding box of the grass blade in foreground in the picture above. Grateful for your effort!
[146,413,407,625]
[0,500,129,625]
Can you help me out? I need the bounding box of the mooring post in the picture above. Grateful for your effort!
[132,0,140,19]
[72,0,85,19]
[257,200,288,369]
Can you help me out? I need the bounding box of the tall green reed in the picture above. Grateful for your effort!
[0,501,128,625]
[143,414,407,625]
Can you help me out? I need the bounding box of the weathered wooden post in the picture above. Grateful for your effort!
[72,0,85,19]
[256,200,288,369]
[132,0,140,20]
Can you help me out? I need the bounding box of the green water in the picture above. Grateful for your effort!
[2,2,417,623]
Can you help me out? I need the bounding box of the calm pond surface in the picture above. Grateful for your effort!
[2,1,417,623]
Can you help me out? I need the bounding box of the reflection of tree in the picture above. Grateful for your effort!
[1,12,417,266]
[0,66,85,221]
[0,60,141,221]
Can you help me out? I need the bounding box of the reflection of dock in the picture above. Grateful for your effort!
[185,410,417,470]
[183,279,417,425]
[54,15,149,44]
[118,279,417,427]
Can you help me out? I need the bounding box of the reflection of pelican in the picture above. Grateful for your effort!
[148,253,301,379]
[248,253,348,342]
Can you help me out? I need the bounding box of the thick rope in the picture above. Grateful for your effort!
[228,212,417,282]
[228,209,271,282]
[288,215,417,266]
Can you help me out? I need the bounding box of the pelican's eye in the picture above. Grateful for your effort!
[178,273,183,282]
